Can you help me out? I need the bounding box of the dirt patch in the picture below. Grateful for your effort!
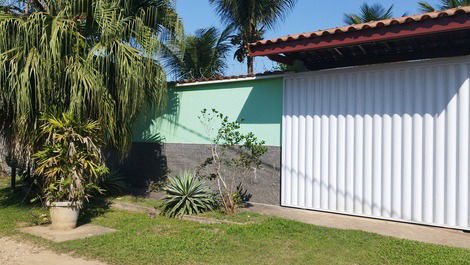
[0,237,107,265]
[19,224,117,243]
[110,201,159,216]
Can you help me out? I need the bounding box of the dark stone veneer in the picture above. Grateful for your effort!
[122,142,281,205]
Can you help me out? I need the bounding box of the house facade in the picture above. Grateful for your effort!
[132,75,284,204]
[133,7,470,230]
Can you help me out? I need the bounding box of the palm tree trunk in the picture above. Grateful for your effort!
[11,166,16,191]
[247,56,254,75]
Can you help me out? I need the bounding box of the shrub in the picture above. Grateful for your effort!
[33,113,108,207]
[161,171,214,217]
[198,109,267,215]
[98,169,128,196]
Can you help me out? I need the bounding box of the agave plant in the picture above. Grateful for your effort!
[161,171,214,217]
[98,169,128,196]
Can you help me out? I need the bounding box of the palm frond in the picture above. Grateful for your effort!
[419,0,469,13]
[443,0,470,9]
[418,1,436,12]
[344,3,394,25]
[164,26,233,80]
[0,0,183,162]
[343,14,362,25]
[209,0,297,74]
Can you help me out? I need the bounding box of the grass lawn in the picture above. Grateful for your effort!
[1,180,470,265]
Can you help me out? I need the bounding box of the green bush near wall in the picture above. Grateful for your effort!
[133,78,283,147]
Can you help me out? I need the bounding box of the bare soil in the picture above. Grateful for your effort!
[0,237,107,265]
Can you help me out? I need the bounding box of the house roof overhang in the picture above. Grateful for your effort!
[249,7,470,71]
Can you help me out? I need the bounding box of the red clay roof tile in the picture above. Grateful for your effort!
[249,6,470,48]
[170,70,285,85]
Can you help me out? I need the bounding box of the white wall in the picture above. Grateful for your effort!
[282,56,470,229]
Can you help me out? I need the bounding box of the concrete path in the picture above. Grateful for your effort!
[0,237,107,265]
[245,203,470,249]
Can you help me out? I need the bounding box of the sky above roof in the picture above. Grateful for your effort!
[175,0,443,76]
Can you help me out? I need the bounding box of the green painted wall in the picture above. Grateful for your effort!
[133,77,283,146]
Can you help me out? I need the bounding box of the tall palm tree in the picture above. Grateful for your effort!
[165,26,233,80]
[0,0,183,163]
[344,3,394,25]
[209,0,297,75]
[418,0,470,13]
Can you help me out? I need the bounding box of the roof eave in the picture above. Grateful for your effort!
[250,12,470,57]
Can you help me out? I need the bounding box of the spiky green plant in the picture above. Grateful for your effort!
[98,169,128,196]
[161,171,214,218]
[418,0,470,13]
[344,3,395,25]
[209,0,297,74]
[33,113,108,206]
[165,26,233,80]
[0,0,183,163]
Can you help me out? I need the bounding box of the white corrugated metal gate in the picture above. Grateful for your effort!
[282,56,470,229]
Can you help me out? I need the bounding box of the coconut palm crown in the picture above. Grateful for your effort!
[0,0,183,160]
[344,3,395,25]
[418,0,470,13]
[209,0,297,75]
[165,26,233,80]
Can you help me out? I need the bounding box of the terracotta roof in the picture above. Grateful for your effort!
[250,6,470,48]
[171,70,285,85]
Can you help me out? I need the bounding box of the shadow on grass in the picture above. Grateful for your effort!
[0,183,37,209]
[78,198,112,226]
[0,183,113,227]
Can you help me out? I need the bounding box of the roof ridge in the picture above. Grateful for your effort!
[169,70,286,85]
[249,6,470,48]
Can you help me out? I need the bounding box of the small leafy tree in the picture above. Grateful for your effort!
[198,109,267,215]
[33,113,108,206]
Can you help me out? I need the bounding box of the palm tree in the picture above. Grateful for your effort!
[209,0,297,75]
[165,26,233,80]
[0,0,183,164]
[418,0,470,13]
[344,3,394,25]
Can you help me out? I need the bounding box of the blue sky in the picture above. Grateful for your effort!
[175,0,442,76]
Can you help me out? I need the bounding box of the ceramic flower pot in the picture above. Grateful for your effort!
[48,202,80,230]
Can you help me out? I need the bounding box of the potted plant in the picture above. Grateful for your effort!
[34,113,108,230]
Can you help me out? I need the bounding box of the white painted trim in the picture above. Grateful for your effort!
[175,73,288,87]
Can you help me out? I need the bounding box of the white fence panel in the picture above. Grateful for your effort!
[282,56,470,229]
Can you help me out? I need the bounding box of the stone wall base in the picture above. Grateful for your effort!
[122,143,281,205]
